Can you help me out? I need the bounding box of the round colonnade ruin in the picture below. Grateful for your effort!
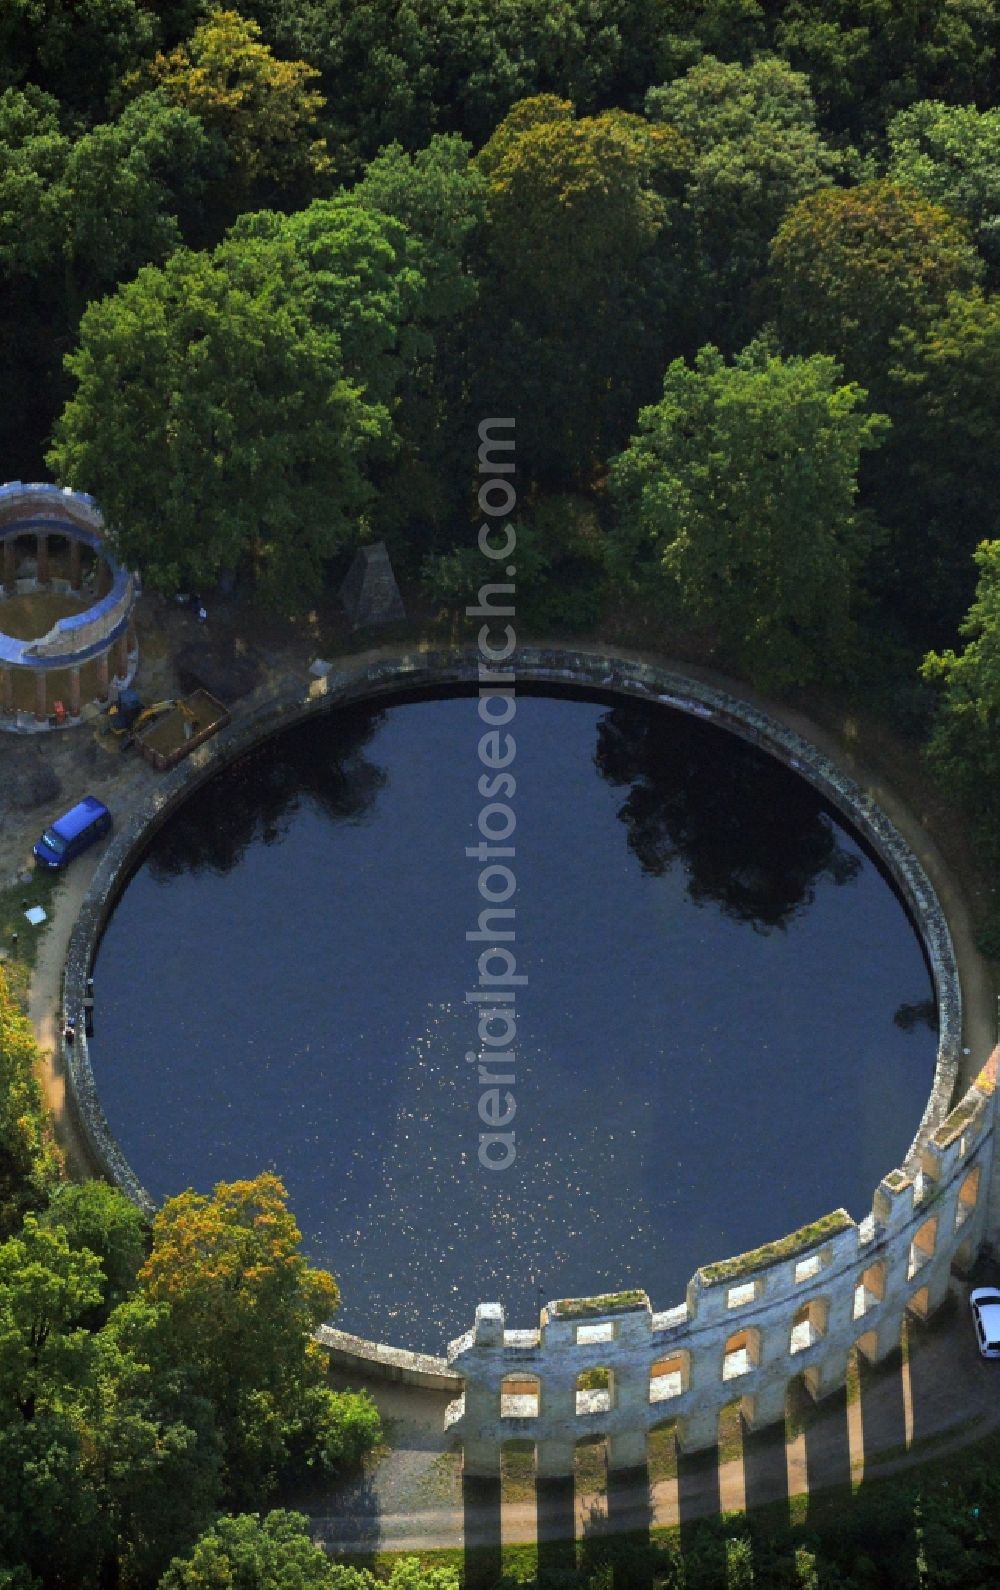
[0,482,138,728]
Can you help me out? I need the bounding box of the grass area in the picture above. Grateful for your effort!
[0,867,64,995]
[412,1448,465,1507]
[501,1441,538,1504]
[647,1422,679,1485]
[552,1290,648,1318]
[862,1411,989,1471]
[343,1417,1000,1585]
[0,589,89,641]
[573,1436,608,1497]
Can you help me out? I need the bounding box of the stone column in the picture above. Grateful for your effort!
[68,667,81,719]
[462,1436,502,1480]
[1,667,13,714]
[97,653,110,703]
[914,1257,953,1317]
[2,537,14,592]
[608,1362,650,1471]
[745,1377,787,1431]
[535,1439,576,1479]
[608,1428,648,1472]
[69,538,82,591]
[116,632,130,678]
[34,671,47,723]
[36,533,49,585]
[804,1348,850,1404]
[677,1406,719,1454]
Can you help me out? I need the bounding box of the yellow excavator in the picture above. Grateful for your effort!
[97,689,177,751]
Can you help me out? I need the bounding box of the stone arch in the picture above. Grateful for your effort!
[500,1437,536,1494]
[790,1296,829,1353]
[907,1285,931,1320]
[854,1261,886,1319]
[908,1216,938,1280]
[955,1166,981,1230]
[722,1327,760,1381]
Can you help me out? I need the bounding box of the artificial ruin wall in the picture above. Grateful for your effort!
[58,645,994,1474]
[445,1048,997,1476]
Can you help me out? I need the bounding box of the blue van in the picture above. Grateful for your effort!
[33,796,112,869]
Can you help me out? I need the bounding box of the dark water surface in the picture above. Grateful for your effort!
[91,691,936,1350]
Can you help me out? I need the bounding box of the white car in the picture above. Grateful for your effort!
[970,1288,1000,1358]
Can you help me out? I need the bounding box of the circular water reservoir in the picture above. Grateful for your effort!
[90,689,937,1350]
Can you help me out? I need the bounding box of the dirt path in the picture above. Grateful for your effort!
[28,847,106,1180]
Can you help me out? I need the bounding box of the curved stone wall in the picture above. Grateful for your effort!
[58,646,985,1469]
[446,1050,996,1475]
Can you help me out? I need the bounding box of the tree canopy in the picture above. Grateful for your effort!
[609,341,887,686]
[645,53,844,345]
[887,99,1000,280]
[769,178,983,394]
[46,199,434,606]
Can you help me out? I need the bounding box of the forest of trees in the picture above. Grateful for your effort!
[3,0,1000,1583]
[2,0,998,945]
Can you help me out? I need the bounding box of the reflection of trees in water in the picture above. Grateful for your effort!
[147,707,387,878]
[893,999,938,1032]
[594,704,862,931]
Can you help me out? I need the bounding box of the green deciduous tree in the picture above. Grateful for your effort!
[922,539,1000,953]
[772,0,999,146]
[159,1510,460,1588]
[922,540,1000,815]
[769,178,982,397]
[876,289,1000,640]
[352,135,485,537]
[47,206,411,607]
[478,97,686,309]
[41,1182,145,1321]
[158,1510,336,1589]
[239,0,763,157]
[472,96,689,484]
[83,1313,222,1587]
[0,85,219,469]
[134,9,332,196]
[353,134,484,321]
[0,1412,99,1589]
[0,1217,102,1423]
[60,92,218,309]
[132,1175,379,1498]
[0,0,159,120]
[887,100,1000,280]
[137,1175,339,1411]
[0,88,68,278]
[0,971,59,1234]
[609,340,887,687]
[645,54,845,346]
